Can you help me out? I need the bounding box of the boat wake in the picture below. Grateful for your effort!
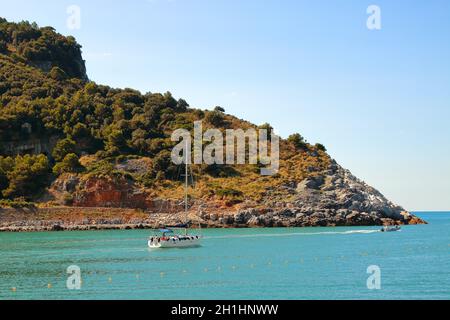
[204,229,380,240]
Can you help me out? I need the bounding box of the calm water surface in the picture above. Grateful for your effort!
[0,212,449,300]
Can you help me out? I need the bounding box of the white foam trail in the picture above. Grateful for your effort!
[204,229,380,239]
[342,230,380,234]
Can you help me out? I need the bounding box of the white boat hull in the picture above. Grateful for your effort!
[148,236,201,248]
[381,226,401,232]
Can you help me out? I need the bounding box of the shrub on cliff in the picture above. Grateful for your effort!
[315,143,327,152]
[0,40,7,53]
[216,187,243,199]
[85,160,115,178]
[0,156,14,192]
[0,198,36,209]
[52,138,77,162]
[107,130,128,155]
[205,110,225,127]
[1,154,51,199]
[204,164,241,178]
[53,153,84,175]
[151,150,178,180]
[288,133,307,150]
[49,66,68,80]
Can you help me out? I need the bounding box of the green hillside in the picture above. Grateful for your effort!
[0,18,328,207]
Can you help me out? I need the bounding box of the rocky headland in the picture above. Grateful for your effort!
[0,160,425,232]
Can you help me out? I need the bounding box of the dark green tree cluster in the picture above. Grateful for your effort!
[205,110,225,126]
[287,133,307,150]
[0,154,51,199]
[0,18,86,78]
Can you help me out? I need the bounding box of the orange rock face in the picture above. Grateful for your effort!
[73,177,150,209]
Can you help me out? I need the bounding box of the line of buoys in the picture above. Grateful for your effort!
[9,255,355,294]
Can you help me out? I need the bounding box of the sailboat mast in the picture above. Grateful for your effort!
[184,141,189,235]
[185,151,188,214]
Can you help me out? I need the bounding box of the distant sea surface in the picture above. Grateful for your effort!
[0,212,449,300]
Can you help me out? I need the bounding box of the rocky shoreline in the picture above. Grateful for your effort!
[0,206,426,233]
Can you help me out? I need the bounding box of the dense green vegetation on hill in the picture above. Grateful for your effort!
[0,18,328,204]
[0,17,86,78]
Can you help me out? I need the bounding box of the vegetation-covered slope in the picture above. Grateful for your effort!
[0,18,424,228]
[0,18,326,203]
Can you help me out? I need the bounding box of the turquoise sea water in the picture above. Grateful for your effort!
[0,212,449,300]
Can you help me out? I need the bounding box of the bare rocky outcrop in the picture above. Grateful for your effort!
[73,177,150,208]
[48,174,185,212]
[212,160,426,228]
[1,135,59,156]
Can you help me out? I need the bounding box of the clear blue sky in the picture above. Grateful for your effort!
[2,0,449,211]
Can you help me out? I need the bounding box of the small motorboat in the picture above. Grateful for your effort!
[380,225,401,232]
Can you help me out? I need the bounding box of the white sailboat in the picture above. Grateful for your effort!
[148,147,202,249]
[148,228,201,248]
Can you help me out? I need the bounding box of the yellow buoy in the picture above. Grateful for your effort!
[11,287,16,292]
[160,272,165,277]
[108,277,112,283]
[47,283,52,289]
